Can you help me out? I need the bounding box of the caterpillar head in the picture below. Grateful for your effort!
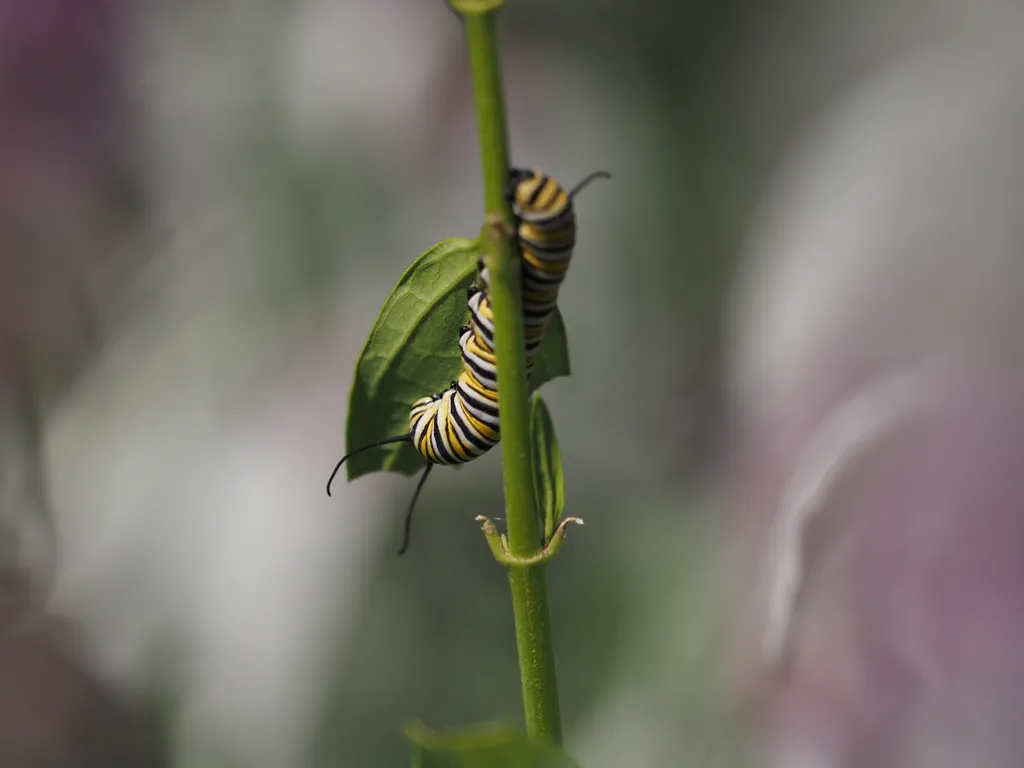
[504,167,537,203]
[505,167,553,216]
[505,167,609,217]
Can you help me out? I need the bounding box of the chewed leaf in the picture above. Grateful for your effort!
[530,394,565,541]
[342,238,573,481]
[405,722,581,768]
[345,238,479,480]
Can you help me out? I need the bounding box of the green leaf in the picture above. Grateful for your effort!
[405,722,581,768]
[343,238,572,481]
[345,238,479,480]
[529,307,570,393]
[529,394,565,542]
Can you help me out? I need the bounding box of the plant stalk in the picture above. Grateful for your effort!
[457,0,563,744]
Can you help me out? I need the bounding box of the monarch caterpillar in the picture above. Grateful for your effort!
[327,167,610,554]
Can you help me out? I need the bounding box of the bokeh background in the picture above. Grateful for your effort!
[6,0,1024,765]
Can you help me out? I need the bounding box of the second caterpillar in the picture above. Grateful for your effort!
[327,167,609,554]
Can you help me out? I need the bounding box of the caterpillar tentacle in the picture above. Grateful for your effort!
[326,434,411,497]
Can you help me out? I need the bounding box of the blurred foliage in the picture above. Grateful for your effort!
[405,722,580,767]
[42,0,885,765]
[156,0,749,762]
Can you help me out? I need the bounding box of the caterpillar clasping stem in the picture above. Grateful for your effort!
[329,168,606,557]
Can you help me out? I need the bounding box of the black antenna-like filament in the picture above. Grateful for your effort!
[568,170,612,199]
[326,434,436,556]
[397,462,434,556]
[325,434,411,496]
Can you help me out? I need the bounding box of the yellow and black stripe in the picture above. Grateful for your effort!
[327,166,608,555]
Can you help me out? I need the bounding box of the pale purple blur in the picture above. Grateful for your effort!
[724,32,1024,768]
[0,0,142,383]
[0,1,159,764]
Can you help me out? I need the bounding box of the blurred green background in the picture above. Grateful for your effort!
[3,0,1000,765]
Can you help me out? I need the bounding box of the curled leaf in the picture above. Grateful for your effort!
[530,394,565,541]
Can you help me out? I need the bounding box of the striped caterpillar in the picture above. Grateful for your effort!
[327,167,609,553]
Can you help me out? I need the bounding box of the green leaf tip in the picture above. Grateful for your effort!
[405,721,581,768]
[341,238,571,483]
[529,395,565,542]
[529,309,570,394]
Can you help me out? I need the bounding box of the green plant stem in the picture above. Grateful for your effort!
[480,220,564,746]
[465,14,511,215]
[478,222,538,555]
[457,1,564,744]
